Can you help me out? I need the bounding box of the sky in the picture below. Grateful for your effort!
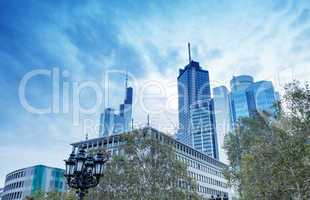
[1,0,310,185]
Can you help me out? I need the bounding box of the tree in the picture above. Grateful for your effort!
[26,191,45,200]
[90,129,201,200]
[25,190,68,200]
[224,81,310,200]
[63,190,78,200]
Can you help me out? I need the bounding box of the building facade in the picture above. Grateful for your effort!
[99,81,133,136]
[177,54,218,159]
[229,75,254,127]
[213,86,231,164]
[229,75,278,127]
[190,100,218,159]
[72,128,230,199]
[2,165,66,200]
[246,81,278,118]
[0,188,3,200]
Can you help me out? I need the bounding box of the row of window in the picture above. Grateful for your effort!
[4,181,24,192]
[197,185,228,197]
[189,171,227,188]
[51,170,63,178]
[173,140,224,168]
[177,179,227,197]
[49,180,64,190]
[177,155,224,178]
[1,191,22,200]
[6,171,26,182]
[78,131,226,169]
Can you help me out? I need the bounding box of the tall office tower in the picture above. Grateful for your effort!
[246,81,278,118]
[99,75,133,136]
[190,100,219,158]
[230,75,278,128]
[100,108,115,136]
[213,86,231,164]
[229,75,254,127]
[177,43,218,159]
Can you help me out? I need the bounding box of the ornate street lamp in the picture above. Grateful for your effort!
[64,147,108,200]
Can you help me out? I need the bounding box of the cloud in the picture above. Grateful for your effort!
[291,8,310,27]
[272,0,289,12]
[1,0,310,185]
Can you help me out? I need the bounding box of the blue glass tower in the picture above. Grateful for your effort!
[230,75,278,128]
[99,74,133,136]
[177,44,218,159]
[230,75,254,127]
[246,81,277,117]
[213,86,231,163]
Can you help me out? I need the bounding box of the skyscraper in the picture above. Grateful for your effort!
[229,75,278,127]
[190,100,219,158]
[99,74,133,136]
[213,86,231,164]
[212,76,278,163]
[177,44,218,159]
[246,80,278,118]
[230,75,254,127]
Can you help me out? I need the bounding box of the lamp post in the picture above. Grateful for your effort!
[64,147,108,200]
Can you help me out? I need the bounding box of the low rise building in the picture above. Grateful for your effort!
[72,127,230,199]
[2,165,66,200]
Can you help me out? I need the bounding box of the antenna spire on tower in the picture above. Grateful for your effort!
[124,68,129,101]
[147,114,150,127]
[188,42,191,63]
[125,68,128,89]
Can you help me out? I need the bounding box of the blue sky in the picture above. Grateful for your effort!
[0,0,310,185]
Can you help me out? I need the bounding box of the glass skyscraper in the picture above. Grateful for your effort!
[213,86,231,164]
[229,75,254,127]
[99,77,133,136]
[190,100,218,158]
[229,75,278,127]
[212,76,278,164]
[246,81,277,118]
[177,45,218,159]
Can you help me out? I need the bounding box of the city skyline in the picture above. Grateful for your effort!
[1,0,310,186]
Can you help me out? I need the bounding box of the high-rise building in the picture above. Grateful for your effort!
[99,75,133,136]
[213,86,231,164]
[2,165,67,200]
[229,75,278,128]
[246,81,278,118]
[190,100,219,158]
[230,75,254,127]
[177,43,218,159]
[72,127,230,199]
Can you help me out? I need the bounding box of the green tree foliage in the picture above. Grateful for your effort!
[63,190,78,200]
[89,129,201,200]
[25,190,77,200]
[224,82,310,200]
